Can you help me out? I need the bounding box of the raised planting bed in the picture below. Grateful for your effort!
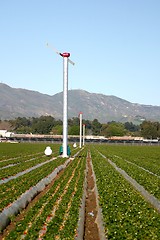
[91,148,160,239]
[1,151,86,239]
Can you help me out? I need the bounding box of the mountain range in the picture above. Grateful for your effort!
[0,83,160,124]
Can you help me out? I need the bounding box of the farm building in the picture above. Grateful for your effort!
[0,130,13,138]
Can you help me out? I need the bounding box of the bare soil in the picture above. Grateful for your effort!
[84,154,100,240]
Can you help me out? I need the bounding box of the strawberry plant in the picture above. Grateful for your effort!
[91,148,160,239]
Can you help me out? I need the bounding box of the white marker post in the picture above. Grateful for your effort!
[83,124,85,146]
[79,112,83,148]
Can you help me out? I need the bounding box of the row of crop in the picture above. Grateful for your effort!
[96,145,160,201]
[0,157,66,212]
[0,143,49,160]
[0,155,53,179]
[0,142,78,159]
[91,148,160,239]
[0,143,77,170]
[0,142,79,180]
[96,145,160,176]
[0,142,63,162]
[0,152,43,168]
[4,150,86,239]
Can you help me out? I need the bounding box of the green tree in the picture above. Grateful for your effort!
[124,122,139,132]
[12,117,31,130]
[31,116,55,134]
[83,120,92,135]
[101,124,108,136]
[16,126,32,134]
[68,117,79,126]
[51,125,63,135]
[140,121,159,139]
[91,119,102,135]
[68,125,80,135]
[105,122,127,137]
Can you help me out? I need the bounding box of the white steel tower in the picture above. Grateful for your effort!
[47,44,74,157]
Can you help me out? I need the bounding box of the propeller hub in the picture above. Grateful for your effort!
[60,53,70,58]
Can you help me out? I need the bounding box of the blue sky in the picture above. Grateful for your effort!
[0,0,160,106]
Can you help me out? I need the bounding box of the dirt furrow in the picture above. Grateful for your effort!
[84,151,106,240]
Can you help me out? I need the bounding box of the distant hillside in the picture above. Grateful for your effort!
[0,83,160,124]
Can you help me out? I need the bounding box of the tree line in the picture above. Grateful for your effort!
[0,116,160,139]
